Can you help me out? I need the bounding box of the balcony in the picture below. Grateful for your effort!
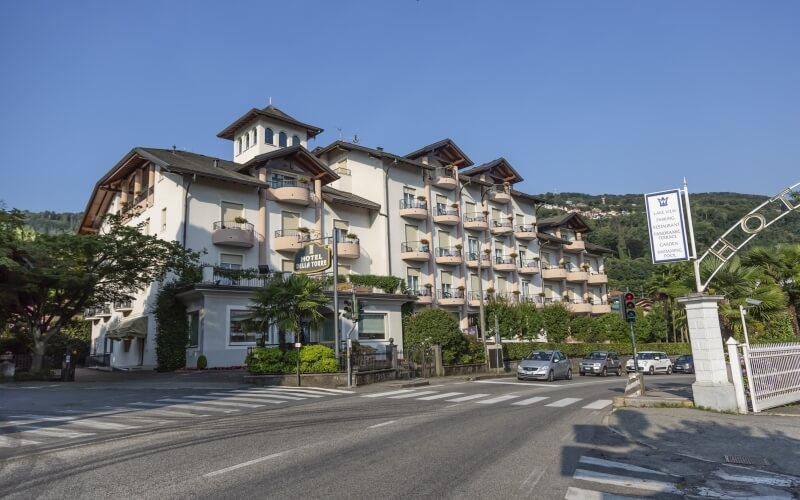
[541,264,567,280]
[435,247,463,265]
[337,237,360,259]
[493,256,516,272]
[83,308,99,320]
[592,302,612,314]
[568,300,593,314]
[466,291,487,308]
[519,295,542,306]
[212,221,256,248]
[399,199,428,219]
[517,259,540,275]
[564,239,586,252]
[114,300,133,313]
[514,224,536,240]
[408,288,433,304]
[433,206,460,226]
[465,252,491,268]
[268,179,311,206]
[274,229,315,252]
[437,289,465,306]
[566,268,589,282]
[490,219,513,235]
[400,241,431,261]
[487,184,511,204]
[588,272,608,285]
[97,305,112,318]
[431,167,458,190]
[463,212,489,231]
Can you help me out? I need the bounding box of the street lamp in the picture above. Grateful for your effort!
[738,298,762,346]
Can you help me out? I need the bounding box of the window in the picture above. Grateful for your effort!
[291,135,300,146]
[441,271,453,294]
[334,220,349,242]
[282,260,294,274]
[237,137,243,154]
[438,230,450,250]
[407,267,420,291]
[359,313,386,340]
[494,239,503,259]
[281,211,299,232]
[404,224,419,245]
[220,253,243,270]
[403,187,415,206]
[516,214,525,227]
[160,208,167,232]
[465,201,476,217]
[221,201,244,224]
[245,133,250,150]
[252,128,257,145]
[265,128,274,145]
[271,172,296,188]
[188,311,199,347]
[229,309,260,344]
[278,131,288,147]
[491,207,501,225]
[143,218,150,236]
[436,195,448,215]
[468,237,479,259]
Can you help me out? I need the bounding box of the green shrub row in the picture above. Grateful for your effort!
[246,345,338,374]
[503,342,692,360]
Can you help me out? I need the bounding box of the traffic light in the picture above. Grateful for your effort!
[623,292,636,323]
[343,299,353,320]
[357,300,366,320]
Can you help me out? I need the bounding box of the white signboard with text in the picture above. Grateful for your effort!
[645,189,690,264]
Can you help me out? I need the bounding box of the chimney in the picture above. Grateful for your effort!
[213,159,219,168]
[376,147,383,152]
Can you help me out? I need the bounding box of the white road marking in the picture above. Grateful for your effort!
[579,456,674,476]
[565,486,641,499]
[476,395,520,404]
[415,392,464,400]
[446,394,490,402]
[573,469,681,494]
[0,435,41,447]
[145,399,241,412]
[714,470,799,488]
[173,397,262,408]
[512,396,549,406]
[126,403,211,417]
[61,419,139,431]
[203,451,286,477]
[245,388,325,398]
[205,393,287,404]
[15,426,95,439]
[388,391,439,399]
[367,420,397,429]
[546,398,583,407]
[582,400,613,410]
[232,390,306,400]
[362,390,415,398]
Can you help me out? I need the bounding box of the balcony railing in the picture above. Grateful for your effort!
[431,167,458,190]
[466,252,491,264]
[464,212,488,222]
[401,241,430,253]
[114,299,133,311]
[97,305,112,317]
[494,256,515,265]
[133,187,152,206]
[270,179,311,190]
[436,247,462,258]
[399,199,427,210]
[274,229,318,240]
[519,295,542,305]
[490,219,513,234]
[83,308,99,320]
[437,289,465,299]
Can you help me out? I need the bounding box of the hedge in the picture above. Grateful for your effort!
[245,345,338,374]
[503,342,692,360]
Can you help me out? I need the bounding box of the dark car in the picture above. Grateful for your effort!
[579,351,621,377]
[673,354,694,374]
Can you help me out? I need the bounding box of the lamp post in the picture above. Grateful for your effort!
[739,298,762,346]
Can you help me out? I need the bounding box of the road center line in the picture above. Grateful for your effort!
[203,452,286,477]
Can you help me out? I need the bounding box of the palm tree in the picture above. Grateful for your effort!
[644,261,693,342]
[742,245,800,335]
[247,273,329,349]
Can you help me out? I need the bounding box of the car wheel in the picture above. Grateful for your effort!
[567,369,572,380]
[580,371,585,376]
[616,368,621,376]
[547,370,554,382]
[601,367,607,377]
[648,366,655,375]
[517,376,523,381]
[667,365,673,375]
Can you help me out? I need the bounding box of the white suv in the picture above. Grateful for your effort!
[626,351,673,375]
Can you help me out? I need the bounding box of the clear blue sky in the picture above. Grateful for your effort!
[1,1,798,212]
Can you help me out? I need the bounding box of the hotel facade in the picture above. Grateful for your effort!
[79,105,611,370]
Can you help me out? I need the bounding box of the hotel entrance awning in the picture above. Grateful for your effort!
[106,316,148,340]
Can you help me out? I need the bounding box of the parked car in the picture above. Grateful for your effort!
[626,351,673,375]
[517,350,572,382]
[579,351,621,377]
[672,354,694,374]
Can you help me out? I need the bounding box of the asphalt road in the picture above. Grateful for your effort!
[1,372,715,499]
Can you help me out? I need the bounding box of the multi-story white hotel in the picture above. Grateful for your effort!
[79,104,611,370]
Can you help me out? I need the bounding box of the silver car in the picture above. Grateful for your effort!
[517,350,572,382]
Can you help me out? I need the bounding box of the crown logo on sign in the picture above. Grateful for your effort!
[657,196,669,207]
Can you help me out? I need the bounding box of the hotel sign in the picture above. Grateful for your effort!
[294,242,332,274]
[644,189,690,264]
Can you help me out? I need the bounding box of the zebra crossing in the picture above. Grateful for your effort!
[362,389,614,410]
[0,386,352,451]
[565,455,684,499]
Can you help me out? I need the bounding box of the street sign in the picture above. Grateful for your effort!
[644,189,690,264]
[293,242,332,274]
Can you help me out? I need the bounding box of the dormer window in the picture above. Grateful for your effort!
[244,133,250,150]
[278,132,287,147]
[237,137,243,154]
[291,135,300,147]
[265,128,274,145]
[252,128,257,144]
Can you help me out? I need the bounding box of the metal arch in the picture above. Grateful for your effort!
[696,180,800,293]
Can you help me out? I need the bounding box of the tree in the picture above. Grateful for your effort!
[0,210,199,370]
[247,272,329,350]
[540,303,571,343]
[742,245,800,336]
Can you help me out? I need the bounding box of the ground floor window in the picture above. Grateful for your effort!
[359,313,386,340]
[188,311,199,347]
[229,309,261,344]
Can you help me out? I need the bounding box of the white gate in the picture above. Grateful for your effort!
[743,342,800,413]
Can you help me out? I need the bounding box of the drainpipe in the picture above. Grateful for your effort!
[258,167,268,266]
[181,174,195,249]
[382,158,395,275]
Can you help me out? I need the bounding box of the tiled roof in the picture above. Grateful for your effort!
[217,105,323,140]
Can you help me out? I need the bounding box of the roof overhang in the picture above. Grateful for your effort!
[243,145,339,185]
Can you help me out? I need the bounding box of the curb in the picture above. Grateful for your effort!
[613,396,694,408]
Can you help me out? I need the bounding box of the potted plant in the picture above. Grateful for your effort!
[451,203,459,208]
[234,216,248,224]
[509,252,518,258]
[420,238,429,245]
[454,243,463,250]
[558,257,566,268]
[538,292,546,297]
[486,287,495,294]
[417,195,426,201]
[298,177,310,184]
[512,290,521,295]
[347,232,359,240]
[483,247,491,254]
[457,285,465,292]
[581,262,590,271]
[297,226,310,233]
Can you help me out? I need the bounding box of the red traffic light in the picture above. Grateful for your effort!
[624,292,634,302]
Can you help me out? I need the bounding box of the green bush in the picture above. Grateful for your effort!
[154,282,188,372]
[348,274,406,293]
[246,345,338,374]
[196,354,208,370]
